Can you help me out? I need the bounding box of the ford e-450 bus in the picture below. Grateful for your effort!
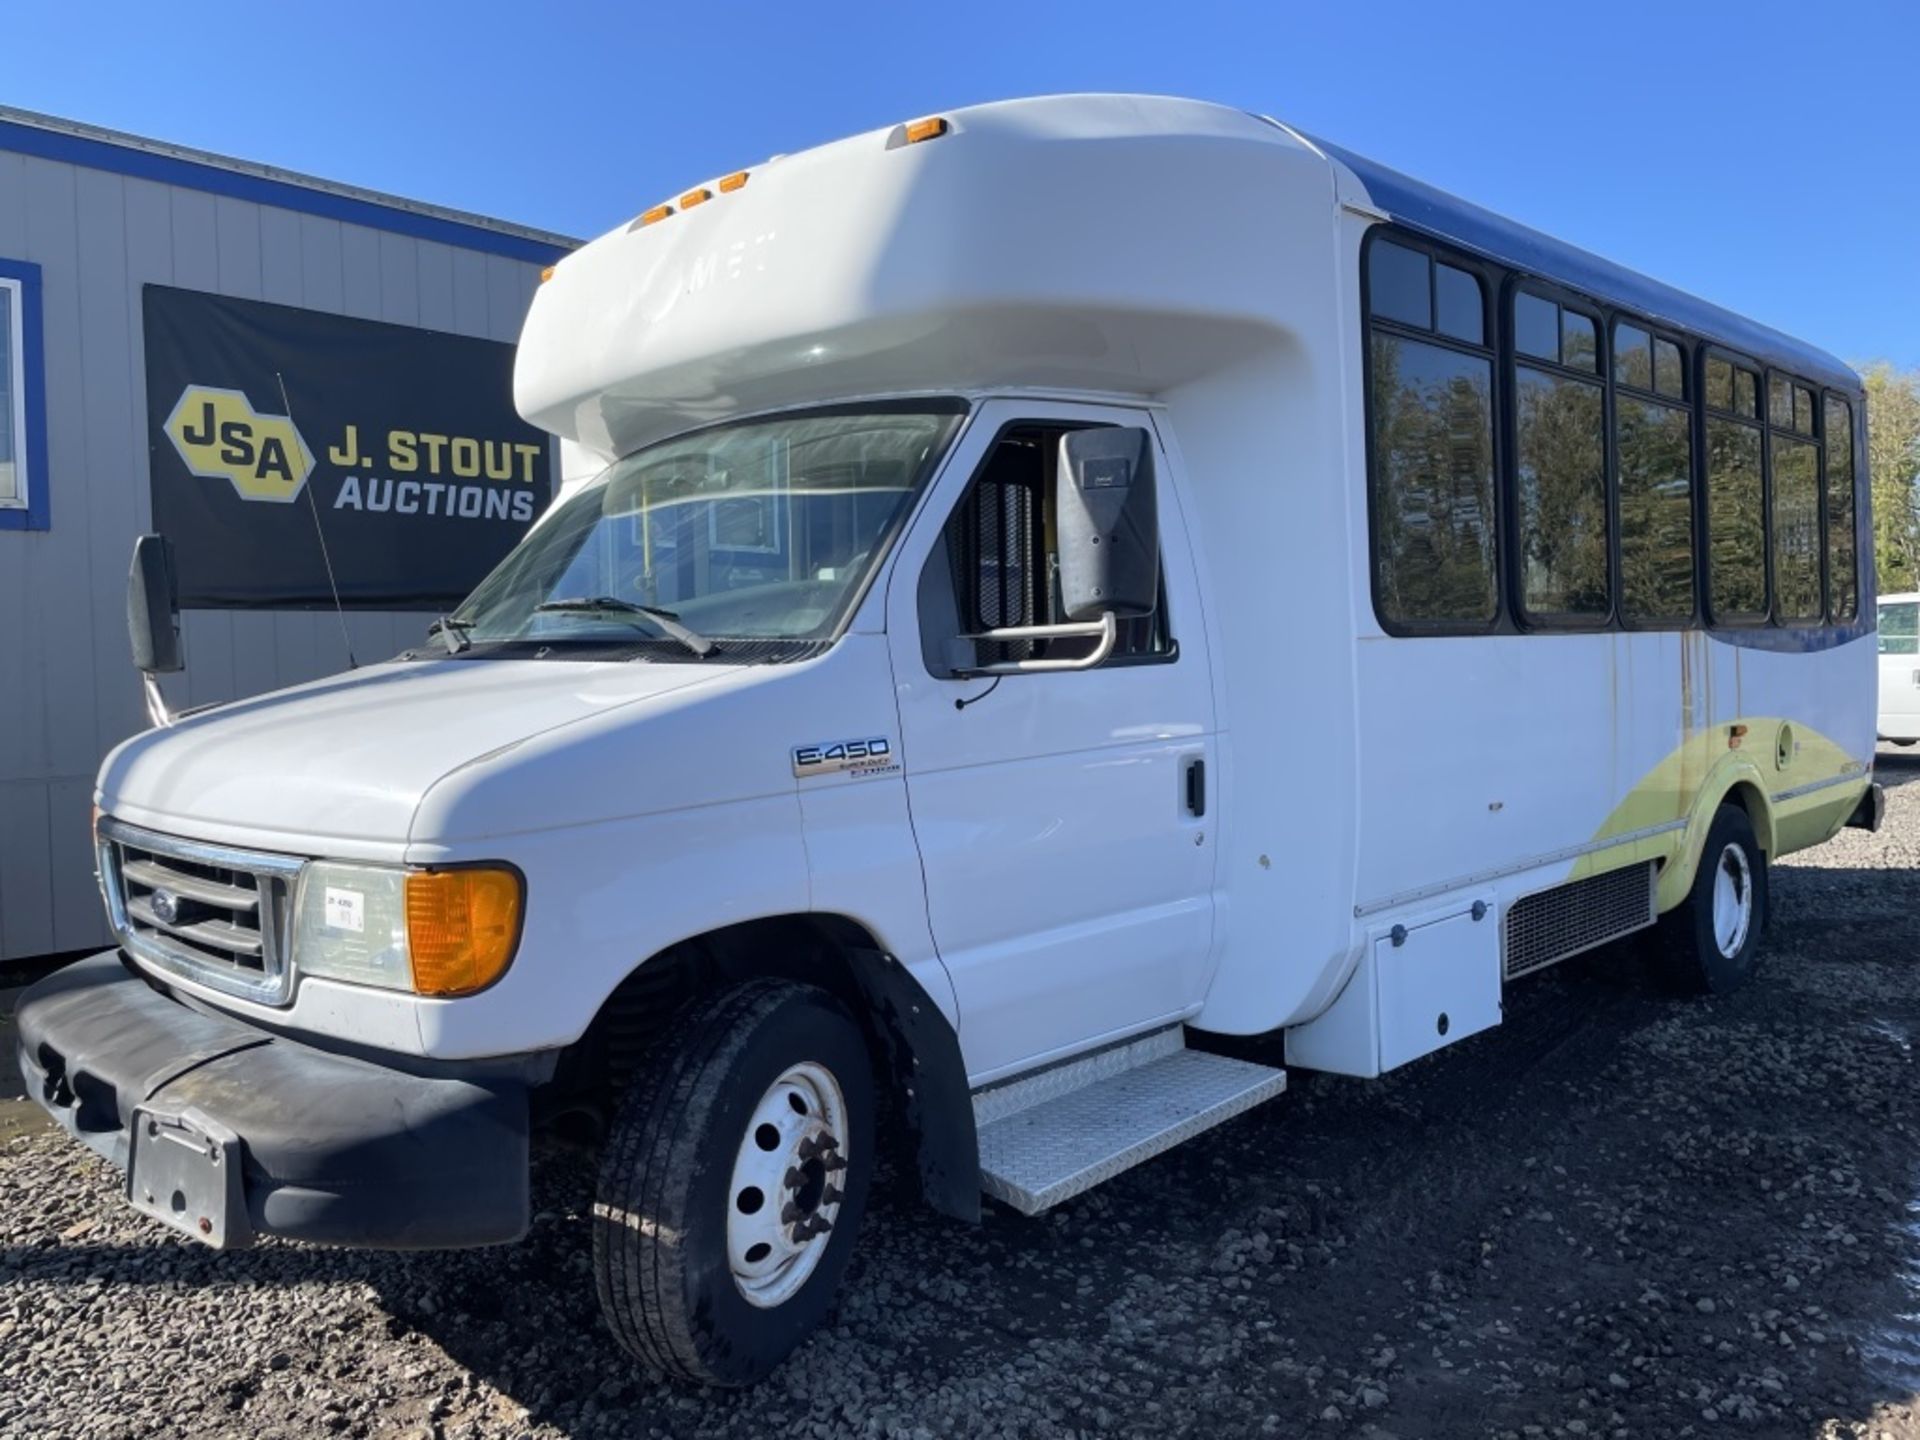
[18,95,1880,1385]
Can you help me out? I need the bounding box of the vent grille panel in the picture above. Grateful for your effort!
[1502,861,1656,981]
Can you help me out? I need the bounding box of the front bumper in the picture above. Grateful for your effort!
[15,952,529,1250]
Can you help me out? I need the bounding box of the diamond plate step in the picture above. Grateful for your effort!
[973,1028,1286,1215]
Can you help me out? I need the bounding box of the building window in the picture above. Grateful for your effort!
[0,279,21,510]
[1826,396,1858,621]
[1366,237,1498,629]
[0,258,46,532]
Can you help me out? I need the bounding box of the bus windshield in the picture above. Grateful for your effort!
[451,405,965,655]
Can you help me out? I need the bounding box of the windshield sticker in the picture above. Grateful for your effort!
[324,886,366,934]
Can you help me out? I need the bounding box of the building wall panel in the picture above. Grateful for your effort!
[0,139,559,962]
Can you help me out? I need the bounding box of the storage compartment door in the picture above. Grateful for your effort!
[1375,904,1501,1072]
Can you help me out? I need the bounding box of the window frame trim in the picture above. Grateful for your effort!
[0,257,48,533]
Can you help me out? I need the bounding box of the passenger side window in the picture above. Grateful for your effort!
[1826,397,1858,621]
[1613,320,1694,623]
[1512,290,1607,623]
[927,425,1172,673]
[1705,354,1767,623]
[1366,238,1498,629]
[1768,370,1822,624]
[1881,602,1919,656]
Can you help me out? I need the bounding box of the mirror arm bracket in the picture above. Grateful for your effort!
[142,672,174,729]
[953,611,1117,676]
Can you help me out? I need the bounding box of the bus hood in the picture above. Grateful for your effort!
[96,658,748,854]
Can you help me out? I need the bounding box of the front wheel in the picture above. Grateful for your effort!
[592,979,875,1386]
[1655,803,1768,994]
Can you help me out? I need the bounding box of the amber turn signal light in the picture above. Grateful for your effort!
[405,867,523,997]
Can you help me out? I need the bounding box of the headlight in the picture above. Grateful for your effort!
[292,861,523,997]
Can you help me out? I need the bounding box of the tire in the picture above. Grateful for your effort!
[1655,803,1768,995]
[592,979,874,1387]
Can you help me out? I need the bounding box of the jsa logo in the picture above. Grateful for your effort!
[163,386,315,504]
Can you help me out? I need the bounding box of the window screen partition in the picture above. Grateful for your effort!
[1366,237,1499,629]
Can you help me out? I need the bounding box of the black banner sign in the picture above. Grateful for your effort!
[143,285,551,609]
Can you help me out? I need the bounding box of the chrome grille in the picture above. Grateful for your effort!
[97,817,303,1005]
[1502,861,1657,981]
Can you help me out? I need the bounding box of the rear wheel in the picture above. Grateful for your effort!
[1656,803,1768,994]
[592,979,874,1386]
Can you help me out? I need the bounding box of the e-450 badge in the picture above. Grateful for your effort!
[792,737,900,779]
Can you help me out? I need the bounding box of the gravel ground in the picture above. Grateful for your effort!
[7,753,1920,1439]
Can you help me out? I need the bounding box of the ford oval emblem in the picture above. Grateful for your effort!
[150,889,180,925]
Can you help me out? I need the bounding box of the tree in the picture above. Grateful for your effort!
[1863,362,1920,591]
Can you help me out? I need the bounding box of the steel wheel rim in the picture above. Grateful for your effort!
[726,1061,849,1309]
[1710,842,1753,960]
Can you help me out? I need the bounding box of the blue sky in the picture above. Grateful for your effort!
[8,1,1915,367]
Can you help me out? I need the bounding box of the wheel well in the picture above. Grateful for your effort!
[1722,779,1774,856]
[540,914,979,1223]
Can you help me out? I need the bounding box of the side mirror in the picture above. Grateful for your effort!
[128,534,182,729]
[128,533,183,674]
[1056,427,1159,621]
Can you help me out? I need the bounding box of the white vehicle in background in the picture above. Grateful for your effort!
[1878,591,1920,745]
[17,96,1881,1386]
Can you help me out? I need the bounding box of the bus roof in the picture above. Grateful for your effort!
[1311,135,1858,395]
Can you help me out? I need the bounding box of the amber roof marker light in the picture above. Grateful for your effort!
[884,116,952,150]
[718,170,750,193]
[679,187,713,210]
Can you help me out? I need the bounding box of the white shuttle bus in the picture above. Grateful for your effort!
[19,96,1881,1385]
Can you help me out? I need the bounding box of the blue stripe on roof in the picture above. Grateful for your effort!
[1313,136,1858,394]
[0,119,572,269]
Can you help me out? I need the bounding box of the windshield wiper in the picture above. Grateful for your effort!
[426,615,472,655]
[532,595,716,658]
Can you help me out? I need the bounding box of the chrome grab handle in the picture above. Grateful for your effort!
[958,611,1117,675]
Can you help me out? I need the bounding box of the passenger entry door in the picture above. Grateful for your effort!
[884,400,1217,1084]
